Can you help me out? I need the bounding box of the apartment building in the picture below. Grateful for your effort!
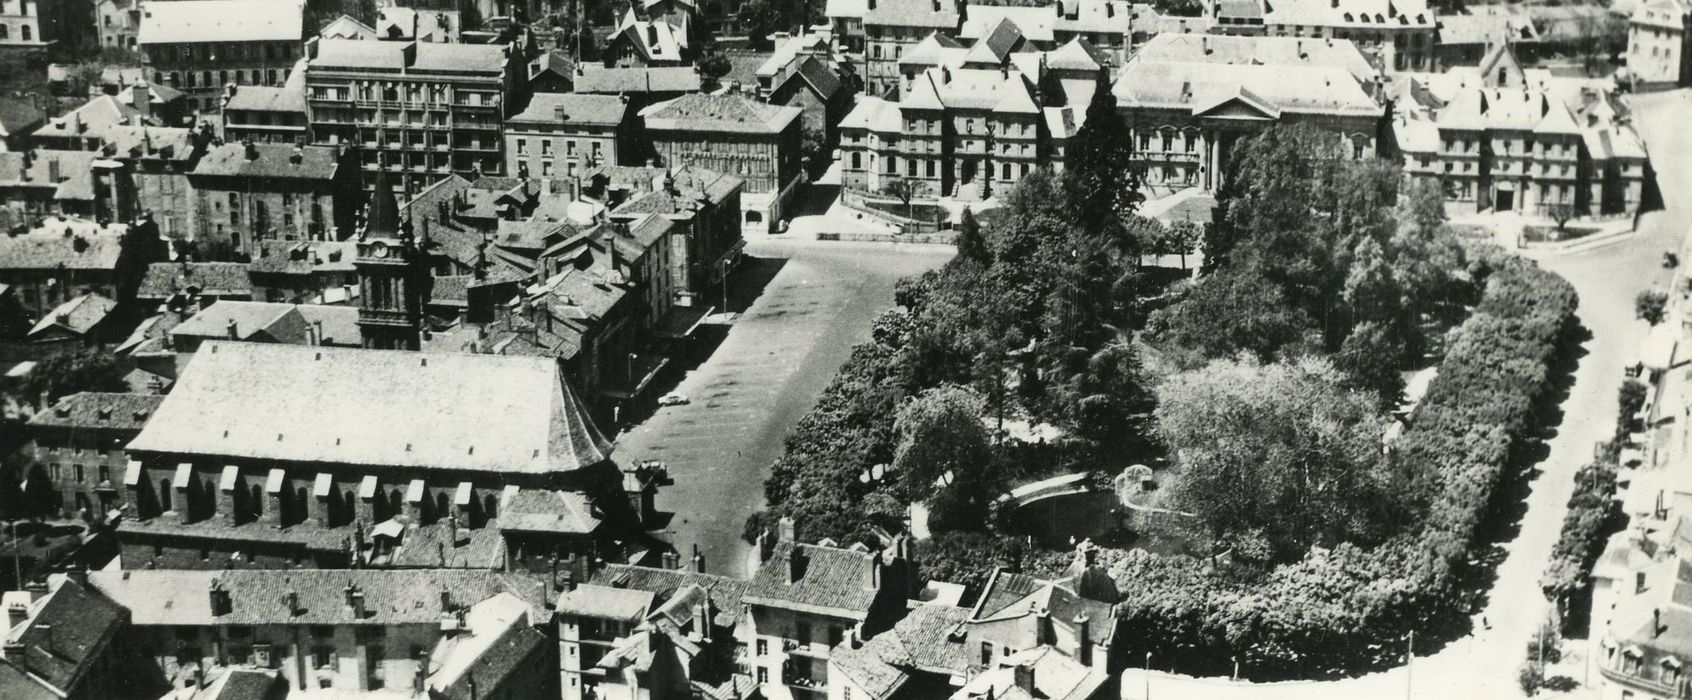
[186,141,359,259]
[1205,0,1438,71]
[24,392,164,519]
[303,38,522,195]
[642,93,802,233]
[138,0,308,113]
[504,93,631,179]
[1628,0,1692,86]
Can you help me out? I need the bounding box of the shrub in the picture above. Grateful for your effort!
[1540,460,1619,604]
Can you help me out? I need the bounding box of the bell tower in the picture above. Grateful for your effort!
[355,172,430,350]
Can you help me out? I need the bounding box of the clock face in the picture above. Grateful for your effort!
[369,242,389,259]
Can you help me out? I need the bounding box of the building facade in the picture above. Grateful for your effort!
[1206,0,1438,72]
[504,93,631,179]
[24,392,164,519]
[91,125,205,240]
[94,0,140,51]
[187,141,358,259]
[1628,0,1692,86]
[642,93,802,233]
[303,37,522,195]
[138,0,307,113]
[0,0,91,49]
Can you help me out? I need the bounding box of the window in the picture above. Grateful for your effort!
[542,140,552,155]
[980,641,992,665]
[757,668,769,684]
[516,138,527,154]
[49,464,60,481]
[756,639,768,656]
[73,465,84,483]
[98,465,109,483]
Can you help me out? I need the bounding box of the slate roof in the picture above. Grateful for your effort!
[865,0,960,28]
[1259,0,1433,28]
[775,55,845,100]
[248,240,359,275]
[508,92,630,126]
[139,0,305,44]
[170,301,362,346]
[0,99,45,137]
[0,150,99,201]
[951,646,1107,700]
[572,66,704,94]
[138,262,252,300]
[204,668,281,700]
[100,125,198,163]
[829,603,973,698]
[961,5,1055,42]
[125,341,612,474]
[841,96,903,132]
[319,14,377,40]
[641,93,803,134]
[499,489,601,534]
[555,584,658,621]
[745,542,880,619]
[0,221,128,271]
[223,85,308,114]
[86,569,545,626]
[33,96,147,143]
[588,563,752,629]
[0,578,127,697]
[28,391,164,430]
[26,288,112,337]
[1112,60,1382,117]
[906,66,1041,113]
[430,593,547,700]
[968,568,1116,647]
[1130,33,1379,86]
[310,39,510,75]
[192,142,341,181]
[608,165,744,212]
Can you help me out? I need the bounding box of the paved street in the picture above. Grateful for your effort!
[614,236,952,577]
[1123,89,1692,699]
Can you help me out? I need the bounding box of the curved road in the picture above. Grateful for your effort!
[1123,89,1692,699]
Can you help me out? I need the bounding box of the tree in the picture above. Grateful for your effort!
[1152,357,1403,559]
[1547,203,1577,233]
[1062,71,1141,235]
[954,207,990,264]
[1618,379,1648,435]
[799,124,828,175]
[882,177,927,221]
[19,349,127,406]
[698,53,732,79]
[1334,321,1407,409]
[1147,264,1318,367]
[891,385,994,505]
[1636,290,1668,325]
[737,0,783,48]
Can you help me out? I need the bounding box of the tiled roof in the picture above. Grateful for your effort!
[13,297,81,338]
[0,578,126,696]
[86,569,545,626]
[1259,0,1433,28]
[572,66,704,94]
[642,93,803,134]
[248,240,358,275]
[952,646,1107,700]
[192,142,341,180]
[139,0,305,44]
[138,262,252,300]
[0,221,127,271]
[777,55,844,100]
[125,341,612,474]
[841,96,903,132]
[588,563,752,629]
[205,668,281,700]
[908,66,1042,113]
[28,391,163,430]
[499,489,601,534]
[508,92,630,126]
[1055,0,1132,34]
[609,165,744,214]
[745,542,880,618]
[969,568,1116,646]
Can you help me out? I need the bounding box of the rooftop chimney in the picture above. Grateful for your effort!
[1013,662,1035,695]
[5,602,27,629]
[662,550,681,569]
[208,581,231,616]
[345,583,366,618]
[283,591,300,616]
[1075,613,1092,665]
[227,319,239,340]
[786,545,806,585]
[244,140,259,161]
[691,544,705,573]
[777,516,795,544]
[0,641,24,667]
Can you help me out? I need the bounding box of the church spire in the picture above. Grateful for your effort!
[364,168,404,239]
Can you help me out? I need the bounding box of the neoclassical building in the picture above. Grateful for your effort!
[1113,34,1385,194]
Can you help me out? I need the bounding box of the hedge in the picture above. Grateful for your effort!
[1107,256,1580,677]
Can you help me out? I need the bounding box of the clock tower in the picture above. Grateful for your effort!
[355,173,430,350]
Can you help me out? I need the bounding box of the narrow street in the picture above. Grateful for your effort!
[1123,89,1692,699]
[613,237,952,577]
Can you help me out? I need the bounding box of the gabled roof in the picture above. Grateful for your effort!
[430,593,547,700]
[1129,33,1379,86]
[508,92,630,126]
[0,578,127,697]
[865,0,960,28]
[28,293,117,339]
[641,93,803,134]
[319,14,377,40]
[139,0,305,44]
[125,341,612,474]
[28,391,164,430]
[223,85,308,114]
[555,584,657,621]
[0,99,45,138]
[949,646,1107,700]
[191,142,341,180]
[611,10,690,62]
[86,569,546,626]
[33,96,148,143]
[498,489,601,534]
[589,563,752,629]
[961,5,1055,42]
[0,219,129,272]
[0,150,99,202]
[745,541,881,619]
[310,39,510,75]
[571,66,703,94]
[774,55,844,100]
[899,32,968,69]
[1113,60,1381,117]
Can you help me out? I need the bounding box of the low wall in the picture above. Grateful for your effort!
[816,231,957,245]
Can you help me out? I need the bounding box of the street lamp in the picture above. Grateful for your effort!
[1143,652,1152,700]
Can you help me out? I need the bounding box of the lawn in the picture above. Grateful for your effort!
[1524,224,1603,243]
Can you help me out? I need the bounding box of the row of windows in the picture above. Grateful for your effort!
[0,22,33,41]
[155,69,282,90]
[162,41,295,63]
[48,463,111,484]
[514,137,605,158]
